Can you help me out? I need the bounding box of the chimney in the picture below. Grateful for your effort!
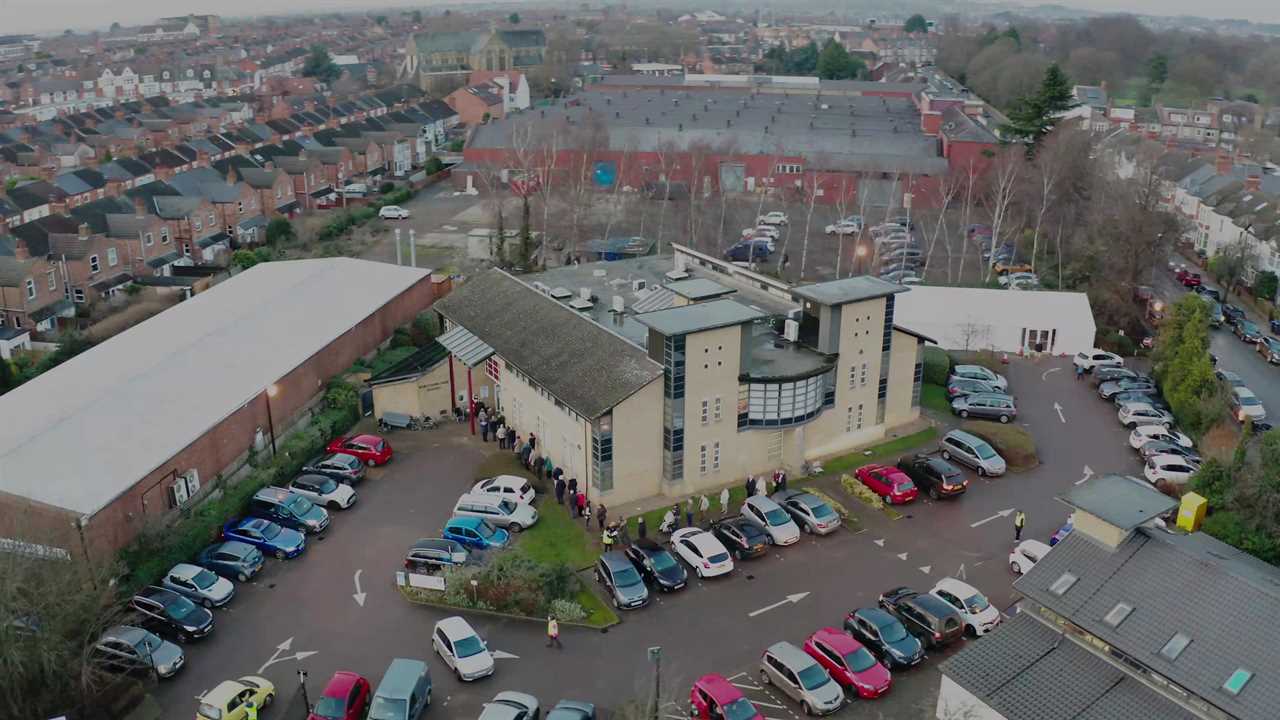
[1245,175,1262,193]
[1215,152,1233,176]
[134,195,146,218]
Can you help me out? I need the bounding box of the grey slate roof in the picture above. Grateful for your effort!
[168,167,241,203]
[1013,527,1280,720]
[433,269,662,419]
[634,298,765,336]
[1058,474,1179,530]
[792,276,907,306]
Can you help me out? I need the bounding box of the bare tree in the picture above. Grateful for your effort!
[795,169,827,280]
[599,143,634,253]
[830,174,855,278]
[921,171,964,282]
[983,149,1023,283]
[651,138,681,254]
[955,156,981,285]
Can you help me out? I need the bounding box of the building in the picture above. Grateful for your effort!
[938,474,1280,720]
[366,341,454,420]
[893,286,1097,356]
[430,244,927,506]
[0,258,440,558]
[403,29,546,90]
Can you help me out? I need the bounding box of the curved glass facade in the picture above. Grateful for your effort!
[738,373,834,428]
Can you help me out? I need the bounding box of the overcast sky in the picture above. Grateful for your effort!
[2,0,1278,36]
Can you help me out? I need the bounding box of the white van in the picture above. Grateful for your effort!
[341,183,369,197]
[452,493,538,532]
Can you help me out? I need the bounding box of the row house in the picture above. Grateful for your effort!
[150,194,228,264]
[0,221,75,334]
[167,166,267,247]
[0,142,51,178]
[1195,175,1280,291]
[269,154,329,210]
[236,165,299,218]
[360,131,413,177]
[445,83,505,126]
[100,158,156,189]
[52,167,116,207]
[97,67,141,101]
[4,180,62,224]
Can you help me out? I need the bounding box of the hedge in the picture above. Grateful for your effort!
[922,346,952,386]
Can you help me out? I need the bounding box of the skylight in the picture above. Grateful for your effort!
[1160,632,1192,661]
[1223,669,1253,696]
[1103,602,1133,628]
[1048,572,1078,596]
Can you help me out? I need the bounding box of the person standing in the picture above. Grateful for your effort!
[534,455,545,484]
[582,501,592,527]
[637,515,648,539]
[745,475,757,498]
[777,469,788,493]
[512,434,522,457]
[544,456,554,485]
[1075,364,1084,381]
[546,616,562,649]
[719,487,730,515]
[495,424,506,449]
[567,477,579,504]
[670,504,682,531]
[597,503,608,531]
[529,433,538,453]
[698,494,710,522]
[617,515,630,543]
[554,476,566,505]
[601,526,615,549]
[685,497,695,528]
[1014,510,1026,541]
[479,410,489,441]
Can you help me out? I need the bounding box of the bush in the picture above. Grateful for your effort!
[1254,270,1278,304]
[379,181,395,194]
[424,156,445,175]
[549,598,587,622]
[437,553,583,618]
[1097,329,1137,357]
[232,249,260,270]
[448,139,464,152]
[922,346,952,386]
[960,421,1039,471]
[840,474,885,510]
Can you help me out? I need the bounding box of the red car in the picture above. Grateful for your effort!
[326,434,393,466]
[1181,272,1203,288]
[307,671,370,720]
[854,464,919,505]
[690,673,763,720]
[803,627,892,700]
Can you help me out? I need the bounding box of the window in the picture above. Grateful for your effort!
[700,399,709,425]
[857,403,864,430]
[699,444,708,474]
[848,364,857,389]
[860,362,868,386]
[714,396,722,422]
[73,288,85,303]
[209,212,215,225]
[775,163,802,174]
[90,255,101,273]
[237,201,244,214]
[1048,572,1078,596]
[1103,602,1133,628]
[182,243,191,257]
[712,441,721,470]
[1159,632,1191,661]
[107,247,119,266]
[846,406,854,432]
[275,185,282,199]
[1223,669,1253,696]
[46,270,56,290]
[144,232,154,246]
[161,226,170,244]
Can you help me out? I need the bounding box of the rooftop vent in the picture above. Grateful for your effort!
[549,286,573,300]
[1048,572,1078,596]
[1103,602,1133,628]
[611,295,625,313]
[569,298,594,311]
[783,319,799,342]
[579,287,592,301]
[632,279,648,292]
[593,269,607,277]
[665,270,689,281]
[532,281,551,295]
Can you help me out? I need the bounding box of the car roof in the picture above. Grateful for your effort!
[857,606,898,627]
[137,585,179,602]
[944,429,988,445]
[294,473,337,484]
[378,658,427,695]
[321,670,363,697]
[211,540,255,557]
[1150,454,1192,466]
[694,673,745,702]
[435,615,477,640]
[674,527,717,547]
[411,538,457,550]
[765,641,812,666]
[933,577,981,598]
[325,453,361,464]
[1233,387,1257,399]
[351,434,381,443]
[1018,539,1052,553]
[448,516,486,530]
[168,563,205,580]
[744,495,783,510]
[102,624,148,644]
[481,474,527,487]
[240,517,272,531]
[600,550,632,570]
[811,626,861,652]
[202,679,251,703]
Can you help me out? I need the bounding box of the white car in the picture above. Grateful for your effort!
[1128,425,1193,450]
[740,496,801,546]
[757,211,789,226]
[1144,454,1198,485]
[1008,539,1052,575]
[478,692,540,720]
[743,225,782,240]
[998,272,1038,288]
[1230,387,1267,423]
[825,220,861,235]
[287,474,357,510]
[471,475,536,505]
[930,577,1001,636]
[432,616,494,681]
[1117,402,1174,429]
[670,527,734,578]
[378,205,410,220]
[1072,349,1124,372]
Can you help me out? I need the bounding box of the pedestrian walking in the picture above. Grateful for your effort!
[582,501,592,527]
[685,497,695,528]
[495,424,506,449]
[554,476,566,505]
[544,456,554,484]
[479,410,489,441]
[528,433,537,452]
[520,441,532,468]
[698,494,710,522]
[546,616,562,649]
[719,487,730,515]
[1075,364,1084,381]
[671,504,682,531]
[1014,510,1026,541]
[617,515,630,543]
[575,491,586,518]
[637,515,648,539]
[512,434,522,456]
[534,455,545,483]
[745,475,757,498]
[597,503,608,531]
[777,469,788,493]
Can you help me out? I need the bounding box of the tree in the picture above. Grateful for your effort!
[109,21,121,31]
[302,45,341,84]
[1207,238,1257,297]
[509,12,521,24]
[0,359,16,395]
[374,15,387,26]
[903,14,929,34]
[1254,270,1278,304]
[232,249,261,270]
[411,9,422,23]
[1146,53,1169,86]
[815,39,864,80]
[265,217,295,246]
[1002,63,1077,153]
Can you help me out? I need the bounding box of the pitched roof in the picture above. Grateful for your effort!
[433,269,662,418]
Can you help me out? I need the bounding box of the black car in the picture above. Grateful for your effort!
[129,586,214,644]
[1234,320,1262,343]
[877,587,964,650]
[1137,439,1203,465]
[844,607,925,669]
[710,517,770,560]
[1194,285,1223,301]
[301,452,367,484]
[895,455,967,500]
[1093,367,1149,385]
[1222,304,1246,326]
[1110,390,1169,411]
[623,539,688,592]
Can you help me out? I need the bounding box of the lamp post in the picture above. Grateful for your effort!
[854,243,868,277]
[265,384,279,457]
[648,646,662,720]
[298,668,311,714]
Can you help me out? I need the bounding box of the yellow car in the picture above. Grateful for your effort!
[196,675,276,720]
[994,261,1034,275]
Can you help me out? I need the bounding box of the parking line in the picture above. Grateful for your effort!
[746,700,788,709]
[731,682,764,690]
[724,672,748,681]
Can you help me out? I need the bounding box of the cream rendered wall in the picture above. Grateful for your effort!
[449,355,497,410]
[602,378,664,505]
[679,325,760,494]
[804,296,893,459]
[490,356,592,484]
[885,330,923,427]
[371,363,452,419]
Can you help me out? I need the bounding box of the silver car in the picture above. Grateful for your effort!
[939,429,1006,477]
[92,625,185,678]
[759,641,843,715]
[950,393,1017,423]
[161,563,235,608]
[771,490,841,534]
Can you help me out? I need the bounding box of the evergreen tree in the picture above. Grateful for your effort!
[1147,53,1169,86]
[816,39,861,80]
[1001,63,1076,153]
[302,45,341,84]
[903,14,929,34]
[509,12,521,24]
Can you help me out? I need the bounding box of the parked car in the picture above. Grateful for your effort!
[595,550,651,609]
[1204,299,1225,327]
[161,563,235,608]
[854,464,918,505]
[825,219,863,235]
[221,518,305,560]
[802,627,891,701]
[879,270,921,285]
[1073,349,1124,372]
[670,527,734,578]
[709,517,771,560]
[877,587,964,649]
[1181,272,1203,287]
[1230,387,1267,423]
[951,393,1016,423]
[92,625,184,679]
[404,538,469,574]
[998,271,1038,288]
[744,225,782,240]
[624,538,688,591]
[1216,369,1246,388]
[757,211,789,226]
[1272,318,1280,335]
[249,486,330,534]
[1110,390,1169,411]
[432,616,494,681]
[1117,402,1174,428]
[197,676,275,720]
[896,455,967,500]
[309,671,371,720]
[196,540,265,582]
[1093,366,1150,384]
[945,377,1001,400]
[443,516,509,550]
[1258,337,1280,364]
[452,493,537,532]
[302,453,367,484]
[759,641,844,716]
[724,239,772,262]
[547,700,596,720]
[1008,539,1052,575]
[948,365,1008,391]
[1098,378,1156,399]
[740,495,802,545]
[478,692,539,720]
[1050,518,1074,546]
[1128,425,1194,450]
[379,205,410,220]
[1144,454,1198,485]
[843,607,924,669]
[1222,304,1246,325]
[771,489,841,534]
[881,247,922,262]
[1234,320,1263,343]
[993,261,1034,275]
[129,586,214,644]
[1136,440,1202,465]
[939,429,1006,476]
[326,434,393,466]
[1193,284,1222,301]
[470,475,536,505]
[288,473,358,510]
[929,578,1001,637]
[370,658,431,720]
[690,674,764,720]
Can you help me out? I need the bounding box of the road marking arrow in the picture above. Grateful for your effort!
[491,650,519,660]
[919,565,932,574]
[957,563,967,580]
[1053,402,1066,423]
[352,569,367,607]
[1075,465,1095,485]
[971,508,1016,528]
[1041,367,1062,381]
[258,637,319,674]
[873,538,885,547]
[896,552,909,561]
[748,592,810,618]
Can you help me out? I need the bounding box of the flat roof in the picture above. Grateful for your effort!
[0,258,431,517]
[635,299,766,336]
[1058,474,1180,531]
[666,278,735,300]
[791,276,907,306]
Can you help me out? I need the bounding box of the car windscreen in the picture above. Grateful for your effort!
[843,646,878,673]
[963,592,991,613]
[894,478,916,491]
[613,565,644,587]
[192,568,220,590]
[722,697,758,720]
[312,697,346,719]
[974,443,997,460]
[369,697,407,720]
[796,663,832,690]
[650,551,679,572]
[287,495,315,515]
[454,634,486,658]
[162,594,199,622]
[878,619,909,643]
[707,551,730,564]
[1240,395,1261,406]
[260,522,281,540]
[808,501,837,520]
[498,499,518,515]
[763,507,791,526]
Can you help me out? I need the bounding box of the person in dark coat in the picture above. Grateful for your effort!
[637,515,647,539]
[597,503,608,531]
[567,477,578,504]
[554,476,566,505]
[528,433,537,452]
[745,475,757,497]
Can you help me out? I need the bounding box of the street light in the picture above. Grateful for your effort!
[854,244,868,277]
[648,646,662,720]
[265,384,279,457]
[298,668,311,713]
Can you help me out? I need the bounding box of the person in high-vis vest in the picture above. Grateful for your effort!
[1014,510,1026,541]
[546,615,562,649]
[244,699,258,720]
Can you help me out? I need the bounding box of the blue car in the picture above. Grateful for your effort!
[222,518,306,560]
[196,540,266,582]
[443,516,509,550]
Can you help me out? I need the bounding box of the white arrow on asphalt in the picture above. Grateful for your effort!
[1074,465,1095,485]
[896,552,909,561]
[1041,367,1062,382]
[491,650,520,660]
[1053,402,1066,423]
[971,508,1017,528]
[258,637,319,673]
[957,563,967,580]
[873,538,885,547]
[919,565,932,574]
[748,592,810,618]
[353,569,367,607]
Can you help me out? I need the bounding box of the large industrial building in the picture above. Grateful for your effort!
[430,244,929,506]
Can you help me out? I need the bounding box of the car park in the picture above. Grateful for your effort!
[690,674,764,720]
[130,586,214,644]
[326,434,393,466]
[1098,378,1156,399]
[379,205,410,220]
[757,211,789,225]
[1008,540,1051,575]
[843,607,924,669]
[452,493,538,532]
[477,692,539,720]
[302,453,367,484]
[950,392,1016,423]
[945,377,1001,399]
[759,641,844,716]
[740,495,802,545]
[709,517,770,560]
[624,538,688,591]
[802,627,891,701]
[222,517,306,559]
[1136,440,1202,465]
[670,527,734,578]
[547,700,596,720]
[853,464,918,505]
[939,429,1006,476]
[471,475,537,505]
[370,658,431,720]
[404,538,469,574]
[948,365,1008,391]
[1144,454,1198,485]
[1234,320,1262,343]
[196,676,276,720]
[288,473,358,510]
[161,563,235,608]
[249,486,330,534]
[771,489,841,534]
[92,625,185,679]
[443,516,509,550]
[595,550,651,609]
[1117,402,1174,428]
[1072,349,1124,372]
[1258,337,1280,363]
[195,540,264,583]
[309,671,371,720]
[432,616,494,681]
[896,455,967,500]
[929,578,1001,637]
[1128,425,1194,449]
[1229,387,1266,423]
[877,587,964,650]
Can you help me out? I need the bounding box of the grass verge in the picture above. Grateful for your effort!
[399,585,619,629]
[838,473,903,520]
[575,587,618,627]
[959,421,1039,472]
[824,427,939,475]
[519,499,599,570]
[921,383,950,413]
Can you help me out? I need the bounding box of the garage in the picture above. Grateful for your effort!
[892,286,1096,356]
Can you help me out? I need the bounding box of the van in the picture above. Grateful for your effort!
[452,493,538,532]
[370,658,431,720]
[950,392,1017,423]
[341,183,369,197]
[939,429,1006,477]
[878,587,965,649]
[248,487,330,534]
[759,642,844,715]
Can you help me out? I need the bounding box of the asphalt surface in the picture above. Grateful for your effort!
[151,356,1142,719]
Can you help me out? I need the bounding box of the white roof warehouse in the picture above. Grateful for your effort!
[0,258,438,558]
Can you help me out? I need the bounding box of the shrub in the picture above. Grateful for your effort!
[922,346,952,386]
[960,421,1039,471]
[840,474,885,510]
[448,139,464,152]
[1097,329,1136,357]
[1253,270,1278,303]
[549,598,587,622]
[231,249,260,270]
[379,181,395,194]
[424,156,445,175]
